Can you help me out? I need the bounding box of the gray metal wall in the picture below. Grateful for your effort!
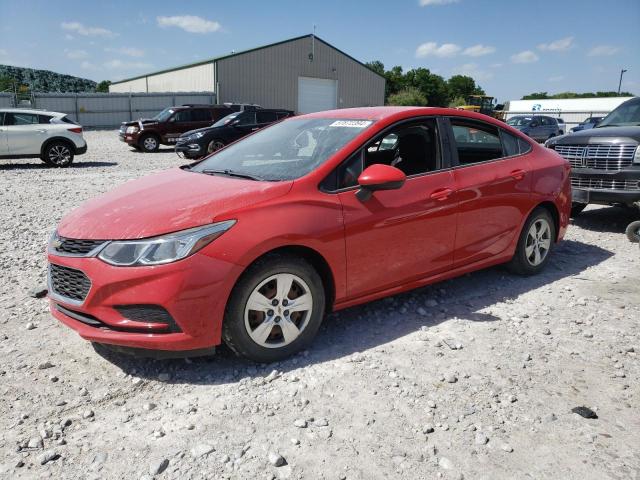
[216,37,385,112]
[30,92,216,128]
[0,93,13,108]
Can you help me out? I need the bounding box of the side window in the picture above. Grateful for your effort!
[276,111,291,120]
[173,110,193,122]
[500,130,520,157]
[335,151,364,190]
[236,112,256,126]
[518,137,532,154]
[451,119,502,165]
[5,113,39,125]
[256,111,277,124]
[39,115,53,124]
[191,109,212,122]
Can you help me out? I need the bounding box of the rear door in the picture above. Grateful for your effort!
[334,118,458,299]
[165,109,197,144]
[191,108,214,129]
[4,112,44,155]
[0,112,7,154]
[447,117,532,267]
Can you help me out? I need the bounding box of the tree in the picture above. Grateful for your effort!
[96,80,111,93]
[404,68,449,107]
[0,75,15,92]
[447,75,485,101]
[522,90,635,100]
[522,92,549,100]
[387,87,428,106]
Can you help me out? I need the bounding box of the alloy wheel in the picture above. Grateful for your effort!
[48,145,71,165]
[143,137,158,151]
[525,218,551,266]
[208,140,225,153]
[244,273,313,348]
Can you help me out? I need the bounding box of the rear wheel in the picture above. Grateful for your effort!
[139,134,160,152]
[43,141,74,167]
[507,207,555,275]
[626,220,640,243]
[570,202,587,217]
[222,254,325,363]
[207,139,225,154]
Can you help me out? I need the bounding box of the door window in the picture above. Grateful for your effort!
[500,130,520,157]
[256,111,278,124]
[172,110,193,122]
[451,119,503,165]
[235,112,256,126]
[5,112,39,125]
[191,109,213,122]
[540,117,553,126]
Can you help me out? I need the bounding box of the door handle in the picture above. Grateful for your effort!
[251,127,259,131]
[36,129,47,134]
[510,169,526,180]
[430,188,453,201]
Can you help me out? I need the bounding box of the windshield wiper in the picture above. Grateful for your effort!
[201,169,264,181]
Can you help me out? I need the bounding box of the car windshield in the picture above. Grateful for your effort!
[190,118,374,181]
[506,116,533,126]
[212,112,239,127]
[153,108,174,122]
[597,99,640,127]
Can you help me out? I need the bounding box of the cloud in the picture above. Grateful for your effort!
[490,63,503,68]
[511,50,539,63]
[588,45,620,56]
[0,49,7,56]
[64,34,74,40]
[538,36,574,51]
[416,42,461,58]
[463,44,496,57]
[61,21,115,37]
[81,61,96,70]
[156,15,221,33]
[105,47,145,57]
[65,49,89,60]
[452,63,493,81]
[419,0,459,5]
[104,59,153,70]
[548,75,565,82]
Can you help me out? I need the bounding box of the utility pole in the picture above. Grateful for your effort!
[618,69,627,95]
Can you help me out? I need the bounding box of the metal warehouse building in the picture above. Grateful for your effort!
[109,35,385,114]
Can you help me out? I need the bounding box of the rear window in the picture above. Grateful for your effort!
[38,115,53,124]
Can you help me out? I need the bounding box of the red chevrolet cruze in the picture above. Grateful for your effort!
[48,107,570,362]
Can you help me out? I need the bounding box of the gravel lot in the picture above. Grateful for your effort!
[1,130,639,480]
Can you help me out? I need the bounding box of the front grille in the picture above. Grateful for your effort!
[49,264,91,302]
[571,177,640,191]
[55,237,106,256]
[555,144,636,170]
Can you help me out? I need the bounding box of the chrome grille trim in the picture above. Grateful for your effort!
[555,144,636,170]
[571,177,640,191]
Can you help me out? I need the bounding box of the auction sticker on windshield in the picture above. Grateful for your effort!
[329,120,373,128]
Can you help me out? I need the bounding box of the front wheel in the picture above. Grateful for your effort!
[43,141,74,167]
[207,139,225,154]
[507,207,556,275]
[626,220,640,243]
[139,134,160,152]
[222,254,325,363]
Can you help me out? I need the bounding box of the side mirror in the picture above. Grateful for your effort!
[355,164,406,202]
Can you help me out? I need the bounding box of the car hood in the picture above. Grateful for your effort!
[121,119,159,128]
[57,168,293,240]
[547,125,640,146]
[181,125,223,137]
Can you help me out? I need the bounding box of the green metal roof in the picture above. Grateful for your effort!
[110,34,385,85]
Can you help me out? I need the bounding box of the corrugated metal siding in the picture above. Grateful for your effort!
[0,93,13,108]
[146,63,214,92]
[109,77,148,93]
[216,37,384,112]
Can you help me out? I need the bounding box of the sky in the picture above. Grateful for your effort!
[0,0,639,102]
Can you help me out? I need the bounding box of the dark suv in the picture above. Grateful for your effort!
[546,97,640,215]
[175,108,293,159]
[119,104,235,152]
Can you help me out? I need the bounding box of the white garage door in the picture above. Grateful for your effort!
[297,77,337,114]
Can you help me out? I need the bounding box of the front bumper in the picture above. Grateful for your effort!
[48,251,243,352]
[175,142,204,159]
[119,132,140,146]
[571,167,640,205]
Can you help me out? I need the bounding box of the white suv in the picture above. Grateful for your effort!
[0,109,87,167]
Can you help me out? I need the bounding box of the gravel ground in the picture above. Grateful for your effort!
[1,130,639,480]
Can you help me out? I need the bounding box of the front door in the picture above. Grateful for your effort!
[335,119,458,299]
[4,112,43,155]
[447,117,532,267]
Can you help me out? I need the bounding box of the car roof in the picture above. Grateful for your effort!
[0,108,65,116]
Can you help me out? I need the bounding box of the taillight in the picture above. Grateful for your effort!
[68,127,83,134]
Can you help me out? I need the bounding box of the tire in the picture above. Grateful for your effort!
[570,202,587,217]
[507,207,556,276]
[207,139,225,154]
[626,220,640,243]
[222,253,326,363]
[139,134,160,152]
[42,141,74,167]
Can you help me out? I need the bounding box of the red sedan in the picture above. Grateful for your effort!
[48,107,571,362]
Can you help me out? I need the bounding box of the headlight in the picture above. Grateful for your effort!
[634,146,640,164]
[126,126,139,134]
[98,220,235,266]
[187,132,205,140]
